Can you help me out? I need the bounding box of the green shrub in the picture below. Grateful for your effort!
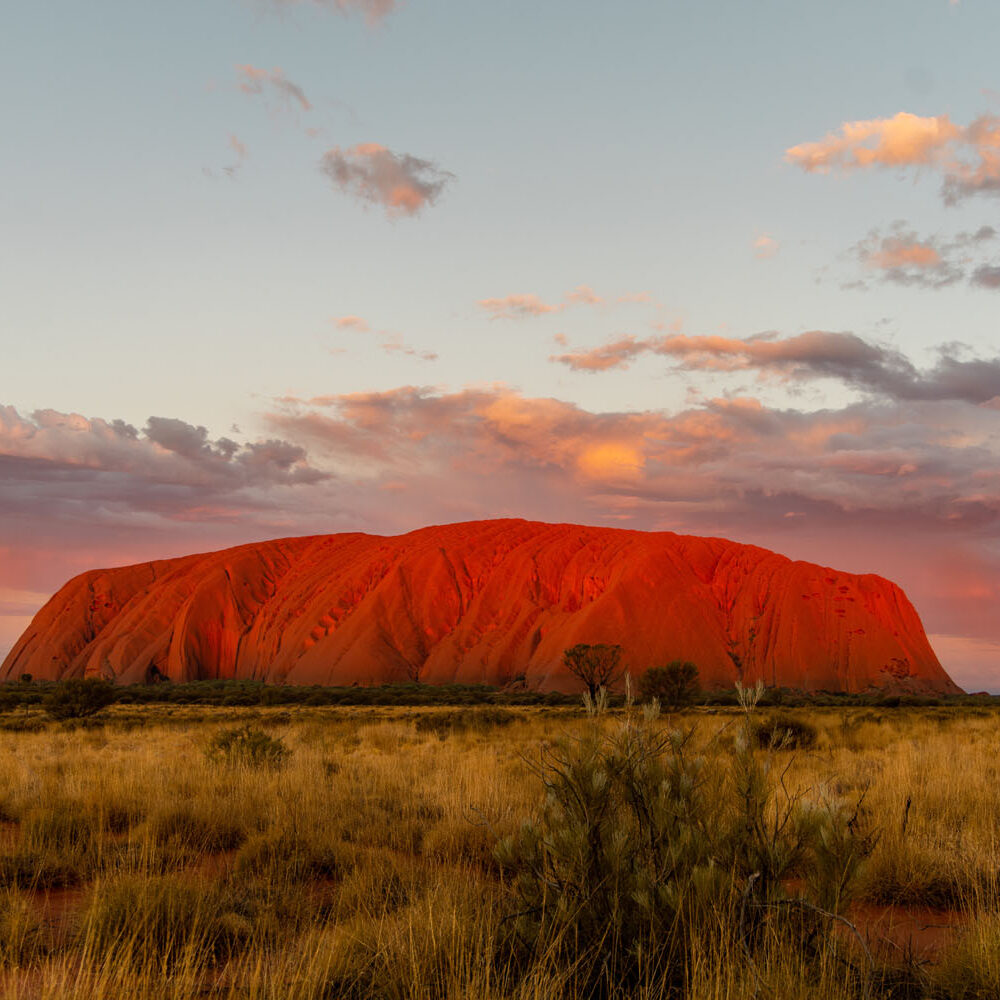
[637,661,701,709]
[413,708,521,738]
[205,725,290,769]
[81,874,254,963]
[235,830,350,883]
[147,805,247,854]
[495,683,873,995]
[44,678,117,720]
[752,713,819,750]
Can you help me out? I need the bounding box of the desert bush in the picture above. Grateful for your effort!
[45,678,117,720]
[0,888,47,966]
[637,660,701,709]
[236,830,350,884]
[413,707,521,738]
[495,683,874,995]
[81,874,254,964]
[147,804,247,854]
[562,643,625,698]
[753,712,819,750]
[205,725,290,769]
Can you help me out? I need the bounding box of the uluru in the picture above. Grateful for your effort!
[1,519,960,694]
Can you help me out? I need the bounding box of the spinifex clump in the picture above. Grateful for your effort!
[496,682,876,995]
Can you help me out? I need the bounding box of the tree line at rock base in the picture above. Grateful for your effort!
[0,669,985,722]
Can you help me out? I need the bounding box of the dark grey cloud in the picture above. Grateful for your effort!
[551,330,1000,406]
[971,264,1000,289]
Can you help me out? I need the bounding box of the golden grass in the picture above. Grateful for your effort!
[0,702,996,997]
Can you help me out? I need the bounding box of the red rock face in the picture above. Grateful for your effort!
[1,519,961,693]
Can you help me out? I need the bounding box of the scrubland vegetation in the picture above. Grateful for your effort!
[0,686,997,997]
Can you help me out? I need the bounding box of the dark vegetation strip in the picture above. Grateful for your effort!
[0,676,995,714]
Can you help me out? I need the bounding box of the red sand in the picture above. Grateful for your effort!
[1,519,960,693]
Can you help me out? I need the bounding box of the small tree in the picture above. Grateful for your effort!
[638,660,700,710]
[45,678,117,720]
[561,643,625,698]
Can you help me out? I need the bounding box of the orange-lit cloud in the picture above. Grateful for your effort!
[787,112,959,171]
[868,237,940,270]
[330,314,436,360]
[320,143,453,217]
[380,335,438,362]
[754,234,780,259]
[478,285,606,320]
[786,111,1000,203]
[550,335,648,371]
[565,284,603,306]
[265,0,398,24]
[333,315,369,330]
[236,65,312,111]
[846,223,995,290]
[478,294,563,319]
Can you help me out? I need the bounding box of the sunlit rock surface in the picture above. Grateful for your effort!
[1,519,960,693]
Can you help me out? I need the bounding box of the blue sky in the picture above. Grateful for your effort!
[3,0,1000,687]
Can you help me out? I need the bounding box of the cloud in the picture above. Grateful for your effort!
[320,143,452,217]
[380,335,438,362]
[236,65,311,111]
[550,335,649,371]
[330,314,437,360]
[268,384,1000,521]
[786,111,1000,202]
[263,0,398,25]
[0,406,324,496]
[846,222,997,289]
[852,226,959,288]
[478,285,606,320]
[550,329,1000,404]
[971,264,1000,289]
[565,284,603,306]
[754,234,780,259]
[478,294,563,320]
[332,315,369,330]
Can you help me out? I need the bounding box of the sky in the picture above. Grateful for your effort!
[2,0,999,689]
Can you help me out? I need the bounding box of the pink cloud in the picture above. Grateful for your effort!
[753,234,779,259]
[320,143,453,217]
[565,284,603,306]
[786,110,1000,202]
[330,314,437,360]
[478,285,605,320]
[265,0,398,25]
[478,294,563,319]
[846,223,995,290]
[867,238,940,270]
[550,335,648,371]
[333,315,369,330]
[236,65,311,111]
